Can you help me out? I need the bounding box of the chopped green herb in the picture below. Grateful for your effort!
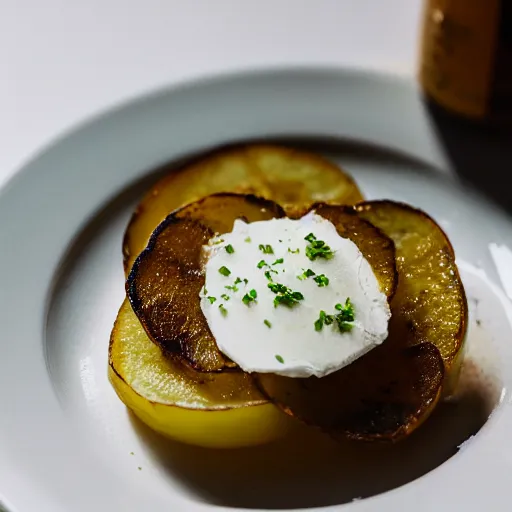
[264,319,272,328]
[244,236,251,243]
[268,282,289,294]
[219,266,231,276]
[207,296,217,304]
[315,311,327,331]
[258,244,274,254]
[234,277,242,285]
[225,244,235,254]
[298,268,316,280]
[243,278,249,284]
[242,289,258,306]
[314,310,335,331]
[268,282,304,308]
[305,237,334,261]
[315,299,354,333]
[336,318,353,333]
[275,354,284,364]
[304,233,317,243]
[225,284,239,292]
[288,247,300,254]
[264,270,273,281]
[219,304,228,316]
[202,286,208,295]
[335,298,355,332]
[220,294,230,301]
[257,259,267,269]
[272,258,284,265]
[314,274,329,287]
[212,238,225,245]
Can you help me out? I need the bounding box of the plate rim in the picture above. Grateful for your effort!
[0,65,509,512]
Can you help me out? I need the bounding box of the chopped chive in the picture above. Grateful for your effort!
[258,244,274,254]
[305,237,334,261]
[225,244,235,254]
[257,259,267,269]
[212,238,225,245]
[335,298,355,332]
[268,282,304,308]
[225,284,239,292]
[202,286,208,295]
[242,289,257,306]
[264,319,272,328]
[219,266,231,276]
[207,296,217,304]
[315,311,326,331]
[272,258,284,265]
[288,248,300,254]
[234,277,242,285]
[243,278,249,284]
[220,293,230,301]
[275,354,284,364]
[314,310,334,331]
[314,274,329,287]
[315,299,354,333]
[244,236,251,243]
[298,268,316,281]
[264,270,273,281]
[219,304,228,316]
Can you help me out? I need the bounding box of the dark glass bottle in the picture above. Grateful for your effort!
[419,0,512,124]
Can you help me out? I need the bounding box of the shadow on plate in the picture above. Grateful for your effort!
[129,356,496,509]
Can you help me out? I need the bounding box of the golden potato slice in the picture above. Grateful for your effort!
[109,300,291,448]
[123,144,363,273]
[256,342,443,442]
[310,204,397,299]
[356,200,468,391]
[127,194,285,372]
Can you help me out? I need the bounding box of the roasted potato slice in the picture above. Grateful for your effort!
[257,200,463,441]
[123,144,363,273]
[109,300,291,448]
[310,204,397,299]
[127,196,397,374]
[356,201,468,392]
[256,342,443,442]
[127,193,286,372]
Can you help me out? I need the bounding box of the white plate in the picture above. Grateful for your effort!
[1,68,512,512]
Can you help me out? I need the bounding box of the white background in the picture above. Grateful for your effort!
[0,0,423,185]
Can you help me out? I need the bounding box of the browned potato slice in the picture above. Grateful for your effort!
[356,200,468,390]
[109,300,291,448]
[257,342,443,442]
[310,204,397,299]
[127,194,285,372]
[127,196,397,374]
[257,200,463,441]
[123,144,364,273]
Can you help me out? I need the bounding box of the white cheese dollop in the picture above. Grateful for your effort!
[200,212,390,378]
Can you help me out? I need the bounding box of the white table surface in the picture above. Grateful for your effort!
[0,0,423,187]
